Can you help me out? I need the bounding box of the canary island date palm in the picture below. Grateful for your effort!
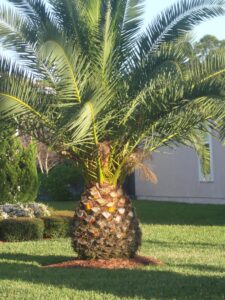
[1,0,225,259]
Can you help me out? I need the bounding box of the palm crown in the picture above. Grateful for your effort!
[1,0,225,187]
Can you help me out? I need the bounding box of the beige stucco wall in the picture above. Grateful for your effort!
[135,139,225,204]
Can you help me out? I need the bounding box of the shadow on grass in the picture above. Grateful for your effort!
[0,253,71,265]
[1,253,225,299]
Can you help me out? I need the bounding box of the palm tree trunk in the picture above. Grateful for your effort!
[72,183,142,259]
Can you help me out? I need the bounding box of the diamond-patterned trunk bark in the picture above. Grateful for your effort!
[72,183,142,259]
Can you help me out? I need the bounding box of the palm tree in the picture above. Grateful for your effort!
[1,0,225,259]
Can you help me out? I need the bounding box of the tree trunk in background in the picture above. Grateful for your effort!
[72,183,142,259]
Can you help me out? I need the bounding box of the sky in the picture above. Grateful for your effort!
[144,0,225,41]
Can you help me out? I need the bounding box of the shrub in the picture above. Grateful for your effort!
[43,216,73,238]
[0,132,39,204]
[0,218,44,242]
[38,163,84,201]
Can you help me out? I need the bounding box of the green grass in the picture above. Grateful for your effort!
[1,201,225,300]
[48,199,225,226]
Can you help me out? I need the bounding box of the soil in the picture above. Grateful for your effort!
[42,255,163,270]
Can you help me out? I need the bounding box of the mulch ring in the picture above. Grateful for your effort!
[42,255,163,270]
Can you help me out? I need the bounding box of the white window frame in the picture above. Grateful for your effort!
[198,133,214,182]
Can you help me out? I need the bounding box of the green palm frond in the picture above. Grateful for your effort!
[136,0,225,59]
[0,74,54,127]
[7,0,59,27]
[186,129,211,176]
[120,0,145,53]
[83,0,102,28]
[0,2,42,77]
[38,40,87,103]
[67,81,115,143]
[101,2,114,81]
[0,93,48,124]
[0,44,39,78]
[27,0,58,23]
[185,49,225,84]
[0,1,31,36]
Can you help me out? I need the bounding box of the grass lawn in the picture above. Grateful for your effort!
[1,200,225,300]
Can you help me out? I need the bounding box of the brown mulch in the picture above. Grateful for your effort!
[42,255,163,270]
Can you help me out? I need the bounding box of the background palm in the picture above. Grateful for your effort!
[1,0,225,259]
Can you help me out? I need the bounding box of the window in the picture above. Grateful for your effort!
[198,133,214,182]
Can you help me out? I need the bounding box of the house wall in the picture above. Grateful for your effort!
[135,139,225,204]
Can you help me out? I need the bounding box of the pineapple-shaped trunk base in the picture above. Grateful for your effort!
[72,183,142,259]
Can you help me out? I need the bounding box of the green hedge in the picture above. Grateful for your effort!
[0,216,73,242]
[0,218,44,242]
[43,216,73,238]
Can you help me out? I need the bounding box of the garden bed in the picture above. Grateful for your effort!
[43,255,163,269]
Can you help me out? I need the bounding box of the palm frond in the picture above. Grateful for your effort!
[38,40,86,103]
[186,129,211,176]
[0,92,50,126]
[136,0,225,59]
[7,0,60,27]
[121,0,145,51]
[185,48,225,85]
[0,43,39,78]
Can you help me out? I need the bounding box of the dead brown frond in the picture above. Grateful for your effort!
[125,149,158,184]
[136,162,158,184]
[98,141,111,167]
